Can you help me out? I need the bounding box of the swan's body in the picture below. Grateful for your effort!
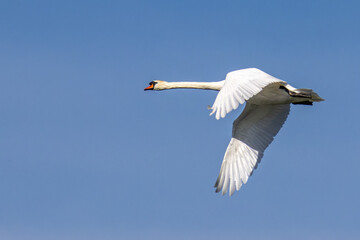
[145,68,323,196]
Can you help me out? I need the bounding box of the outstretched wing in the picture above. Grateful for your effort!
[214,103,291,196]
[210,68,285,119]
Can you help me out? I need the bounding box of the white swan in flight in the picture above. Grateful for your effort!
[144,68,324,196]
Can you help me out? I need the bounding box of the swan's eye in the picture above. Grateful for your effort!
[149,81,158,86]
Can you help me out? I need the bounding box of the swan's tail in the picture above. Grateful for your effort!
[290,88,324,105]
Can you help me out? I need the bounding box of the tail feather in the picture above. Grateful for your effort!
[290,88,324,104]
[309,91,324,102]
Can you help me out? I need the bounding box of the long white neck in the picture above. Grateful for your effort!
[159,81,224,91]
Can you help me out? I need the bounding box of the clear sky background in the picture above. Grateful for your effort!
[1,0,359,239]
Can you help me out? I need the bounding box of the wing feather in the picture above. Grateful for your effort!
[229,163,235,196]
[233,160,241,191]
[210,68,285,119]
[214,103,291,196]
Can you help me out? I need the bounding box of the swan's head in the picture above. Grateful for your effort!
[144,80,168,91]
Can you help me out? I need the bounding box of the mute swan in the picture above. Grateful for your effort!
[144,68,324,196]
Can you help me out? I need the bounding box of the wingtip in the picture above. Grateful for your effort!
[209,109,222,120]
[215,186,236,196]
[214,178,219,188]
[214,182,222,193]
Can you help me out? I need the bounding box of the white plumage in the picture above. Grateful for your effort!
[214,103,290,195]
[144,68,323,196]
[210,68,285,119]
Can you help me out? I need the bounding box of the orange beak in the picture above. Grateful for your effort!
[144,83,154,91]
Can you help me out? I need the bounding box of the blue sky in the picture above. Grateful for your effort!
[0,0,359,239]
